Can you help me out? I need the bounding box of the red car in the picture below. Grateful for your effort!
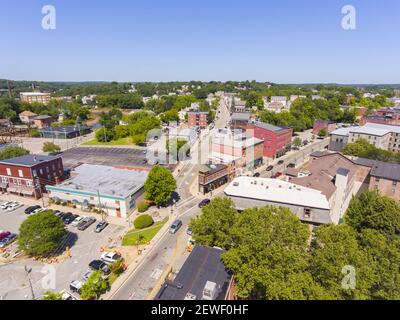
[274,172,282,178]
[0,231,11,241]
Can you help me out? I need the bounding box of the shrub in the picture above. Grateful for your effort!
[134,214,154,229]
[137,201,150,213]
[110,260,125,276]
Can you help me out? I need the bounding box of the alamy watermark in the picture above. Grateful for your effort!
[341,5,356,30]
[341,265,356,290]
[41,5,56,30]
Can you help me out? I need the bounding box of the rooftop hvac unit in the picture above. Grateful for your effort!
[184,293,197,300]
[202,281,219,300]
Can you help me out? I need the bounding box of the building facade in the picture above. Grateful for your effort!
[19,111,38,125]
[46,164,148,218]
[33,115,53,129]
[198,164,229,194]
[312,120,337,135]
[20,92,51,105]
[0,155,64,199]
[187,112,208,128]
[247,122,293,158]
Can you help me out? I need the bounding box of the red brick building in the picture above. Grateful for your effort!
[0,155,64,199]
[312,120,337,135]
[366,107,400,126]
[247,122,293,158]
[187,111,208,128]
[198,164,229,194]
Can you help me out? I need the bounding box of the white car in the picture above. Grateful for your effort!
[60,290,78,301]
[6,202,22,211]
[101,252,122,264]
[32,207,45,215]
[82,270,94,281]
[71,216,85,227]
[1,202,13,210]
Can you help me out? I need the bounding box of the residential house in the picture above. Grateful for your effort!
[33,115,53,129]
[19,111,38,125]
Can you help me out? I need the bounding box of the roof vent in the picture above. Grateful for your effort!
[184,293,197,300]
[233,182,239,187]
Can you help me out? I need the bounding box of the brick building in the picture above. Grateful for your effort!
[312,120,337,135]
[198,164,229,194]
[187,111,209,128]
[247,121,293,158]
[20,92,51,105]
[0,155,64,199]
[33,115,53,129]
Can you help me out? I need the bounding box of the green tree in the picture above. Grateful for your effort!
[42,142,61,154]
[310,224,375,300]
[318,128,327,137]
[345,191,400,237]
[190,198,239,250]
[18,211,67,257]
[222,206,320,299]
[0,146,29,160]
[292,137,302,147]
[80,271,109,300]
[144,166,177,206]
[41,291,63,300]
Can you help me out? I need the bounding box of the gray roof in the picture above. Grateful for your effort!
[40,126,90,133]
[48,164,148,199]
[35,115,52,120]
[231,112,251,121]
[370,161,400,181]
[155,246,232,300]
[0,154,60,167]
[251,121,287,132]
[199,163,227,175]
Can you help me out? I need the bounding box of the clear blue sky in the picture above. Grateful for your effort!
[1,0,399,83]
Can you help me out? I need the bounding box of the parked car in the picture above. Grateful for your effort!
[274,172,283,178]
[78,217,96,231]
[62,213,78,225]
[7,202,22,212]
[253,172,261,177]
[292,146,300,151]
[0,231,11,241]
[198,199,211,208]
[186,227,193,236]
[60,290,77,301]
[287,163,296,169]
[101,252,122,264]
[24,205,41,215]
[0,233,17,248]
[1,202,13,210]
[71,216,85,227]
[266,165,274,171]
[69,280,84,294]
[169,220,182,234]
[277,160,285,165]
[95,220,109,233]
[82,270,94,281]
[303,140,309,146]
[32,207,45,215]
[89,260,111,275]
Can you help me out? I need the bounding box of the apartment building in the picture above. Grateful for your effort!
[187,111,208,128]
[20,92,51,105]
[247,121,293,158]
[0,155,64,199]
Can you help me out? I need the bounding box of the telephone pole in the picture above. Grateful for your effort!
[24,266,35,300]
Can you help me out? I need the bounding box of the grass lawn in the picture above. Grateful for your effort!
[83,137,134,146]
[122,218,169,246]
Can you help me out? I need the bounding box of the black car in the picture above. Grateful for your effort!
[64,213,79,225]
[277,160,285,165]
[266,165,274,171]
[89,260,111,275]
[287,163,296,169]
[95,220,109,233]
[24,205,41,215]
[198,199,211,208]
[253,172,261,177]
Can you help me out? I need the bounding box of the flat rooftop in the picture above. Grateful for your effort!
[224,176,330,210]
[0,154,60,167]
[48,164,148,199]
[155,246,232,300]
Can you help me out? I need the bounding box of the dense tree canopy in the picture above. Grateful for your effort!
[0,146,29,160]
[343,139,400,164]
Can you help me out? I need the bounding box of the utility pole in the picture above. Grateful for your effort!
[24,266,35,300]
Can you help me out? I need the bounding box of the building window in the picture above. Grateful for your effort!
[1,177,8,184]
[6,168,11,176]
[16,179,22,186]
[304,208,311,218]
[27,180,33,187]
[18,170,23,178]
[32,170,37,177]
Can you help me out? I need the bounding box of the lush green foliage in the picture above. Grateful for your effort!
[80,271,109,300]
[18,211,67,257]
[0,146,29,160]
[137,201,150,213]
[42,142,61,154]
[343,139,400,163]
[97,93,144,109]
[41,291,64,300]
[133,214,154,229]
[144,166,177,206]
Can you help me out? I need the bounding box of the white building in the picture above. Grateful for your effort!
[46,164,148,218]
[224,176,333,224]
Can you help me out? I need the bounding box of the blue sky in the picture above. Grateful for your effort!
[0,0,399,83]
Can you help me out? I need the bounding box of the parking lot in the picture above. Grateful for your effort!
[61,146,151,169]
[0,199,125,300]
